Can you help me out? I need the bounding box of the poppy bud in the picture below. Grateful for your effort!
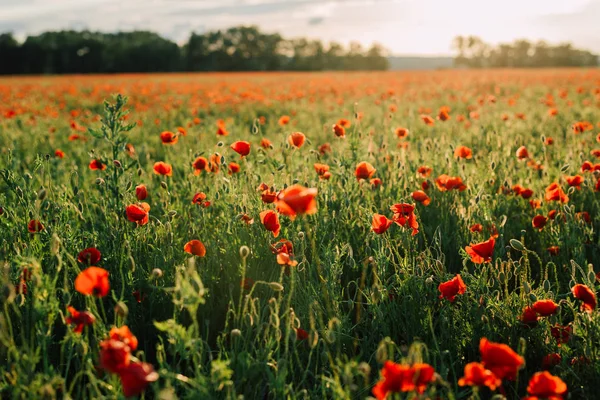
[543,279,551,292]
[529,293,537,302]
[425,276,434,284]
[490,161,496,170]
[160,181,168,190]
[137,168,143,176]
[297,232,305,239]
[269,282,284,292]
[168,210,177,218]
[113,160,122,168]
[114,301,129,318]
[37,188,47,200]
[217,141,224,147]
[523,281,531,294]
[510,239,526,251]
[151,268,163,279]
[50,233,61,255]
[239,245,250,259]
[231,328,242,338]
[95,178,105,185]
[125,180,132,191]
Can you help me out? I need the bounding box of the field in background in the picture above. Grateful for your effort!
[1,69,599,399]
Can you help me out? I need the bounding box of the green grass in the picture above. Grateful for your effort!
[0,70,599,399]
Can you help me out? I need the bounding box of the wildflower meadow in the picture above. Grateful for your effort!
[1,69,599,399]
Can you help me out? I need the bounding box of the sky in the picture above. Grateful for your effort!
[0,0,599,56]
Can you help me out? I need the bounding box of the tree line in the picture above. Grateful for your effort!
[0,26,389,75]
[452,36,598,68]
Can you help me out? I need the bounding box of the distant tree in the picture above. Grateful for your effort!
[452,35,598,68]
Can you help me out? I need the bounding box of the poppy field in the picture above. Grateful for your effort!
[1,69,600,399]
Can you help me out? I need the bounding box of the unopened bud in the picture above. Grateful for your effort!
[37,188,47,200]
[151,268,163,279]
[231,328,242,337]
[114,301,129,318]
[113,160,122,168]
[160,181,168,190]
[269,282,284,292]
[95,178,105,186]
[239,245,250,259]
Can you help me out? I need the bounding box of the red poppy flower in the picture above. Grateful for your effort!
[314,163,331,180]
[479,338,524,381]
[100,338,131,373]
[532,215,547,230]
[75,266,110,297]
[89,159,106,171]
[55,149,65,158]
[295,328,309,341]
[337,118,351,128]
[77,247,101,265]
[545,183,569,203]
[260,210,281,237]
[547,246,560,255]
[420,114,435,126]
[571,284,596,312]
[541,353,562,370]
[276,185,318,219]
[28,219,44,233]
[390,203,419,236]
[355,161,376,180]
[438,274,466,302]
[458,362,501,391]
[183,240,206,257]
[551,325,572,345]
[332,123,345,137]
[260,138,272,149]
[532,299,559,316]
[565,175,584,189]
[516,146,529,160]
[524,371,567,400]
[278,115,290,126]
[110,325,138,351]
[192,192,207,205]
[395,127,409,138]
[372,361,435,399]
[66,306,96,333]
[435,174,467,191]
[370,178,382,187]
[465,237,495,264]
[372,214,393,234]
[470,223,483,233]
[153,161,172,176]
[520,188,534,199]
[192,156,208,174]
[454,146,473,159]
[318,143,331,155]
[411,190,431,206]
[417,166,432,177]
[135,184,147,200]
[160,131,178,145]
[231,141,251,157]
[118,361,159,398]
[521,306,539,326]
[126,203,150,226]
[438,108,450,121]
[288,132,305,148]
[228,162,240,174]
